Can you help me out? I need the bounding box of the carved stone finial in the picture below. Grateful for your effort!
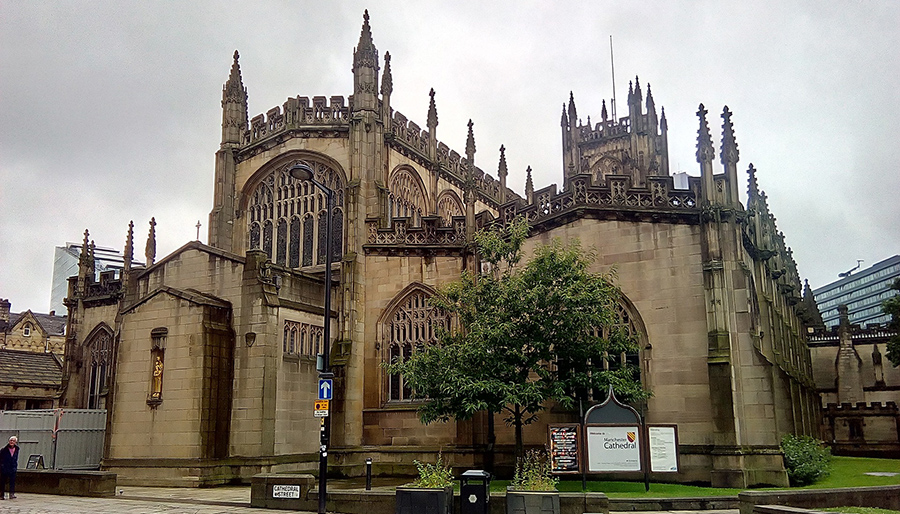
[465,119,476,159]
[353,9,378,71]
[646,83,655,111]
[601,99,608,122]
[124,220,134,272]
[720,106,739,166]
[145,217,157,266]
[560,104,568,128]
[381,51,393,96]
[427,88,438,130]
[633,76,642,105]
[747,163,759,200]
[567,91,577,120]
[695,104,714,163]
[525,166,534,204]
[660,106,668,131]
[498,145,508,179]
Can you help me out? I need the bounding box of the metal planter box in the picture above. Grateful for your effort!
[506,489,560,514]
[395,485,453,514]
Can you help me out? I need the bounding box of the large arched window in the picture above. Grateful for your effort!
[436,190,463,226]
[382,287,449,402]
[388,167,426,226]
[594,300,646,400]
[247,159,345,268]
[85,325,113,409]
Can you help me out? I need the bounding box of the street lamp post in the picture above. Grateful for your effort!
[289,163,333,514]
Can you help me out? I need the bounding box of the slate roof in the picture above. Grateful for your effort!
[0,348,63,388]
[9,311,67,336]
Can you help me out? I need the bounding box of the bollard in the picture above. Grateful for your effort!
[365,458,373,490]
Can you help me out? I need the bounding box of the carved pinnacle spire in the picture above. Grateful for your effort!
[465,119,476,160]
[124,220,134,272]
[747,164,760,201]
[695,104,714,163]
[601,99,608,122]
[427,88,438,130]
[567,91,577,122]
[380,51,393,96]
[633,76,642,105]
[628,80,634,103]
[223,50,247,103]
[353,10,378,71]
[560,104,568,128]
[720,106,739,166]
[525,166,534,203]
[498,145,508,179]
[646,83,655,110]
[660,106,668,131]
[145,217,157,267]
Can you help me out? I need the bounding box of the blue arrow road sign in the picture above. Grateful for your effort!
[318,379,333,400]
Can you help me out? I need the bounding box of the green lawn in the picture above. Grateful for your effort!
[487,456,900,498]
[822,509,900,514]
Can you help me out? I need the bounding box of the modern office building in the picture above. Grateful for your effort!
[50,243,143,314]
[813,255,900,328]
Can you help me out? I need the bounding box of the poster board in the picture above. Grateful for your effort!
[648,424,679,472]
[548,424,581,474]
[585,424,642,472]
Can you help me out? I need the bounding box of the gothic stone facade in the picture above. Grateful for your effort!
[61,13,819,487]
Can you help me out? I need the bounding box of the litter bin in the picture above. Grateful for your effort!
[460,470,491,514]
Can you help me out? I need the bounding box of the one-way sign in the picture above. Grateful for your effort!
[318,378,333,400]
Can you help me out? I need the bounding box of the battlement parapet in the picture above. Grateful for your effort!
[808,325,897,345]
[579,116,633,142]
[366,215,467,247]
[388,109,513,207]
[826,401,899,414]
[244,95,350,145]
[501,173,700,227]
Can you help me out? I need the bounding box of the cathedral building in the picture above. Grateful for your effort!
[61,12,819,488]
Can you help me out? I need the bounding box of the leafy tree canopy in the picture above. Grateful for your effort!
[386,218,649,456]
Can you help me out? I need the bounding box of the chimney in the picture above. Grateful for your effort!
[0,298,10,324]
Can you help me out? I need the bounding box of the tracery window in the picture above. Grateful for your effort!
[388,167,426,226]
[384,290,449,402]
[436,191,463,226]
[594,301,643,399]
[86,327,113,409]
[283,320,324,357]
[247,159,345,268]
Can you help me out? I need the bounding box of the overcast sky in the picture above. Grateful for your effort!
[1,1,898,313]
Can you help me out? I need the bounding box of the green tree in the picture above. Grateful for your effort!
[386,218,648,459]
[884,278,900,366]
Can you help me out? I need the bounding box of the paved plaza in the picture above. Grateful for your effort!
[0,486,741,514]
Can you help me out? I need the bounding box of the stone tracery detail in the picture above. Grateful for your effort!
[384,290,449,402]
[436,190,463,225]
[388,167,426,226]
[247,159,345,268]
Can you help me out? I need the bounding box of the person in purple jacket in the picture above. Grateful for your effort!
[0,436,19,499]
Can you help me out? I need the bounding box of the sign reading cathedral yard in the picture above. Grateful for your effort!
[586,425,641,472]
[548,424,581,473]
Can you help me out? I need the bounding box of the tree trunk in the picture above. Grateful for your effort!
[486,409,495,474]
[514,403,524,462]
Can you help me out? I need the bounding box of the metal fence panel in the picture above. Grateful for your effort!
[0,409,106,469]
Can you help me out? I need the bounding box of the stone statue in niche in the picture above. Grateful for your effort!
[151,355,163,399]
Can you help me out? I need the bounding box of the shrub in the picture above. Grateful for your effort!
[412,452,454,488]
[510,448,559,491]
[781,434,832,486]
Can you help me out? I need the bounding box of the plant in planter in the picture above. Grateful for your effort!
[507,449,559,514]
[395,453,454,514]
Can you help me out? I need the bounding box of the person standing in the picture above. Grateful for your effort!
[0,435,19,499]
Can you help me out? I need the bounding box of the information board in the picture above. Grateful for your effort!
[548,424,580,473]
[648,425,679,472]
[272,484,301,499]
[586,425,641,472]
